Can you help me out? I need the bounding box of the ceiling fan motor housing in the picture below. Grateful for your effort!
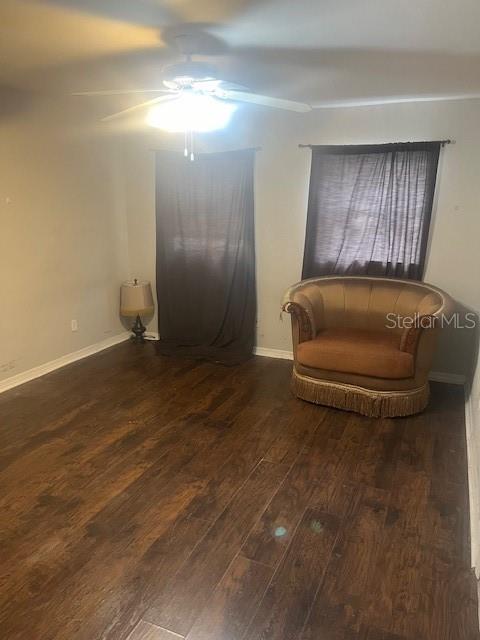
[162,61,218,88]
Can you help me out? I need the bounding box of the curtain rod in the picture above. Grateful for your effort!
[299,140,453,148]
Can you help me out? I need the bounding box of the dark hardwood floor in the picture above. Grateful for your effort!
[0,342,478,640]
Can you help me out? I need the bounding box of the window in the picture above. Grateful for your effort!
[302,142,441,280]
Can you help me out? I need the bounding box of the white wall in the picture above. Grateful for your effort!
[0,96,129,383]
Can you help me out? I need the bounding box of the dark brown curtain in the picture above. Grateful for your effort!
[155,149,256,365]
[302,142,441,280]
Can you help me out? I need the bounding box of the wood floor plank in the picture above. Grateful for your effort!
[0,469,207,639]
[241,409,333,567]
[352,418,404,490]
[363,628,406,640]
[185,407,292,521]
[0,351,205,466]
[144,460,290,636]
[188,401,330,526]
[0,414,219,602]
[309,478,357,520]
[185,556,272,640]
[309,414,371,493]
[262,403,328,466]
[0,347,477,640]
[127,620,184,639]
[96,514,212,640]
[308,414,374,519]
[1,357,268,560]
[0,359,231,524]
[364,395,478,640]
[299,486,390,639]
[244,507,340,640]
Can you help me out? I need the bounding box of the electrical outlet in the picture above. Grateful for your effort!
[71,319,78,332]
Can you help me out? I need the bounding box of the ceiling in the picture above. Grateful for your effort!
[2,0,480,109]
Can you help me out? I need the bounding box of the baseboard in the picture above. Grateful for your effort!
[254,347,293,360]
[429,371,466,385]
[0,332,131,395]
[144,331,160,341]
[465,389,480,581]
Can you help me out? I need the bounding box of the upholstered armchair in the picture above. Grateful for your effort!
[283,276,454,417]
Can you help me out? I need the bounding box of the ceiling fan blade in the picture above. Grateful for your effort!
[73,89,172,96]
[214,81,250,92]
[215,89,311,112]
[101,94,177,122]
[39,0,178,28]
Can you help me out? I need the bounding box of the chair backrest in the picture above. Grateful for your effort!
[285,276,449,334]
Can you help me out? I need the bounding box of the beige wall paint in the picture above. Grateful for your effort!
[0,97,129,382]
[121,97,480,378]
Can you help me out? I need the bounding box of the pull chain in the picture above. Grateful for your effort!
[190,130,195,162]
[183,129,195,162]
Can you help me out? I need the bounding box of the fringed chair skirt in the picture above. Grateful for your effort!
[292,369,429,418]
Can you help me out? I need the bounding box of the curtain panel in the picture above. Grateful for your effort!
[302,142,441,280]
[155,149,256,365]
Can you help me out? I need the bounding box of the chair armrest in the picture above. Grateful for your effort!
[282,301,315,344]
[399,315,437,354]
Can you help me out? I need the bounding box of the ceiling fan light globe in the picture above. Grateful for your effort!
[162,61,218,84]
[163,76,219,92]
[146,93,237,133]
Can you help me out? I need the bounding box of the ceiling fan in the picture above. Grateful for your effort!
[72,35,312,125]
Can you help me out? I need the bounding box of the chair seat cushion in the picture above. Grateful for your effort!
[296,328,414,379]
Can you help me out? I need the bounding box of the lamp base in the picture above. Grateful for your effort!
[131,315,146,343]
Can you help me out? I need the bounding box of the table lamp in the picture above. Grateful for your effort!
[120,279,154,343]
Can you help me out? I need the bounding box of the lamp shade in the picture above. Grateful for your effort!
[120,280,154,317]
